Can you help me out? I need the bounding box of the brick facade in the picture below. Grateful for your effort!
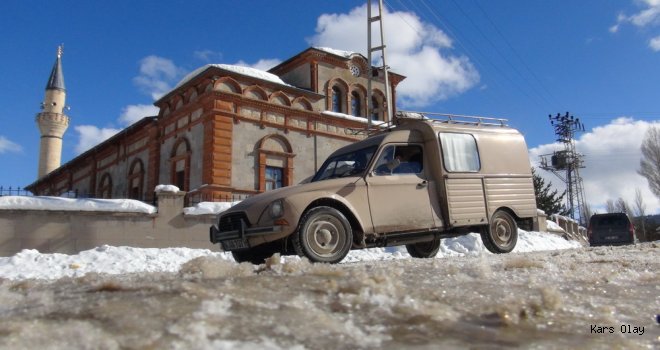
[27,48,405,203]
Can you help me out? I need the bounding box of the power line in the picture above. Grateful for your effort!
[390,0,551,111]
[471,0,565,110]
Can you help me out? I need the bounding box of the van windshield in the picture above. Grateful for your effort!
[312,146,377,182]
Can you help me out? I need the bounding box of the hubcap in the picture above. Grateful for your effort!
[493,218,512,244]
[305,214,346,257]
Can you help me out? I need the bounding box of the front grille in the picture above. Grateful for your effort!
[218,213,250,232]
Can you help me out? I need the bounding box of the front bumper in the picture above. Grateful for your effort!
[209,216,283,251]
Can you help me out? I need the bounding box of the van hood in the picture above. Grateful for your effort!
[230,177,363,211]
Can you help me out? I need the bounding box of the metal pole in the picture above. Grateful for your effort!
[367,0,373,133]
[378,0,393,124]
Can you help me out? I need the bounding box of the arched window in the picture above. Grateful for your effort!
[332,86,342,113]
[170,138,191,191]
[127,159,144,200]
[257,135,294,192]
[351,91,361,117]
[371,96,379,121]
[98,173,113,199]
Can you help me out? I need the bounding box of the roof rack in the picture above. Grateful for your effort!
[396,111,508,127]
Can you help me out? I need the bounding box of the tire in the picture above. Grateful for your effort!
[481,210,518,253]
[292,206,353,263]
[405,236,441,258]
[231,240,282,265]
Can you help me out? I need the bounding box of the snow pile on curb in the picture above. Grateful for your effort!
[0,196,156,214]
[0,230,580,281]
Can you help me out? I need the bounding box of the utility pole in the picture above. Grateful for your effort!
[539,112,588,225]
[367,0,392,133]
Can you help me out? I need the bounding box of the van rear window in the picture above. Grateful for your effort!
[439,133,480,172]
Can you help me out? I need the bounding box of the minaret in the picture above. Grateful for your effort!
[36,45,70,178]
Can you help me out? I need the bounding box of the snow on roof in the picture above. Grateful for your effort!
[0,196,156,214]
[315,47,359,58]
[321,111,387,126]
[173,64,292,92]
[155,184,180,193]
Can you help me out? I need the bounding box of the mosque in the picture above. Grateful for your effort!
[26,46,405,203]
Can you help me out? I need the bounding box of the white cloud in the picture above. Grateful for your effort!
[628,0,660,27]
[649,35,660,50]
[119,104,159,126]
[194,49,223,62]
[529,118,660,214]
[132,55,185,100]
[611,1,660,50]
[0,136,22,154]
[234,58,282,71]
[308,4,479,107]
[74,125,120,155]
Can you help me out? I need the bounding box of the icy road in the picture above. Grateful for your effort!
[0,243,658,349]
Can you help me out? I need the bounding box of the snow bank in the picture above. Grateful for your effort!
[184,201,240,215]
[0,246,233,280]
[0,196,156,214]
[0,230,580,281]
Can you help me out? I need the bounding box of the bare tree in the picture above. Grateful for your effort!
[605,199,616,213]
[616,197,631,214]
[582,202,592,221]
[638,126,660,199]
[633,188,646,241]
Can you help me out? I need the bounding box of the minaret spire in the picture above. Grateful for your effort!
[46,44,65,91]
[36,45,70,178]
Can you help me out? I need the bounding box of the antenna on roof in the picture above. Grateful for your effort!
[57,44,64,58]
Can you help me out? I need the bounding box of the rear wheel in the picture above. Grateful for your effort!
[481,210,518,253]
[405,236,441,258]
[292,206,353,263]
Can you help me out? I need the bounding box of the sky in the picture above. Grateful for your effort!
[1,0,659,214]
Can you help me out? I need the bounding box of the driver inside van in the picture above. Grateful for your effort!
[375,146,423,175]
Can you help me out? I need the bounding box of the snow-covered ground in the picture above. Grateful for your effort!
[0,242,657,349]
[0,230,579,281]
[3,195,657,348]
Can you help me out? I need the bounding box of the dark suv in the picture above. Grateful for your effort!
[587,213,635,246]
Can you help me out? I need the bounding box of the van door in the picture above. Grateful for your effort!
[439,132,488,226]
[366,144,436,233]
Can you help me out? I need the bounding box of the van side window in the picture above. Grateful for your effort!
[439,133,480,172]
[374,145,423,175]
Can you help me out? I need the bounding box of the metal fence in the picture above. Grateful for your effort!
[0,186,33,197]
[186,192,252,206]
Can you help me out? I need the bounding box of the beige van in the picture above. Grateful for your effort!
[210,112,537,263]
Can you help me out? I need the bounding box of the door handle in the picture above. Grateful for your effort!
[417,180,428,188]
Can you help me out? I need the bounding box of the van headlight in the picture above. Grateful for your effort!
[270,199,284,218]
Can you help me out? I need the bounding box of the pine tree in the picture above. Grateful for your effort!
[532,168,569,216]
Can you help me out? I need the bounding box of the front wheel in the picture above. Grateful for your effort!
[292,206,353,263]
[481,210,518,253]
[231,240,282,265]
[406,236,441,258]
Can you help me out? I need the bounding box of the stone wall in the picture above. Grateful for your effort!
[0,192,220,257]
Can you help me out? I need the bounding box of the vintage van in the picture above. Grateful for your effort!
[210,112,537,263]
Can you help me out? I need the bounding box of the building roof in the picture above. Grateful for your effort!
[26,116,158,191]
[173,63,292,91]
[46,49,65,91]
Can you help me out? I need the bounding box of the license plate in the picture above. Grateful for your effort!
[222,238,249,250]
[605,236,618,240]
